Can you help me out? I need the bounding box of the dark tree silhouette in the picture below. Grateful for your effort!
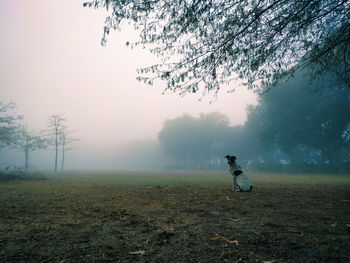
[0,101,22,151]
[85,0,350,95]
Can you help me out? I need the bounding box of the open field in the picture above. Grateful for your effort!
[1,171,350,262]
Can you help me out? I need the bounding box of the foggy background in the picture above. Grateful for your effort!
[1,1,349,172]
[0,0,256,170]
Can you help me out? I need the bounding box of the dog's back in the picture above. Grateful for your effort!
[235,171,252,192]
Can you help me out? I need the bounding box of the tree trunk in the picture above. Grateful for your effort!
[54,127,58,172]
[61,136,65,172]
[24,133,29,172]
[25,149,29,172]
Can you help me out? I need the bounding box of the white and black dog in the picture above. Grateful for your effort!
[225,155,253,192]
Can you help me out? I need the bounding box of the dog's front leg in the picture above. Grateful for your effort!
[232,176,237,192]
[232,176,240,192]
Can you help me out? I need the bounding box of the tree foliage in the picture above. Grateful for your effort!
[158,112,235,167]
[245,70,350,170]
[16,127,48,171]
[157,111,277,169]
[84,0,350,95]
[156,69,350,171]
[0,101,22,151]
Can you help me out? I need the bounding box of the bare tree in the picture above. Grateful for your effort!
[47,115,66,172]
[59,130,79,172]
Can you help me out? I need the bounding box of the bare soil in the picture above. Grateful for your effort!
[0,177,350,262]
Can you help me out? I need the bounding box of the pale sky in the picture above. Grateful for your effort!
[0,0,257,148]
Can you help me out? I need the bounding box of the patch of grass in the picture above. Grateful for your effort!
[51,170,350,186]
[1,171,349,194]
[1,170,349,262]
[0,171,349,199]
[251,172,350,185]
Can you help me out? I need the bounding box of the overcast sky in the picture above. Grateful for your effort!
[0,0,257,148]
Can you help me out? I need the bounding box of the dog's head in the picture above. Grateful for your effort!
[225,155,237,166]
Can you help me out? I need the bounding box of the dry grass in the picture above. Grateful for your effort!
[0,171,349,262]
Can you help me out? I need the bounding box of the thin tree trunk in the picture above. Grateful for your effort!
[61,136,65,172]
[61,149,65,171]
[24,133,29,172]
[54,127,58,172]
[25,150,29,172]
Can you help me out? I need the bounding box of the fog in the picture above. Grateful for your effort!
[1,3,349,263]
[1,1,349,173]
[0,0,257,170]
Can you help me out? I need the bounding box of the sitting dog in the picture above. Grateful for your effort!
[225,155,253,192]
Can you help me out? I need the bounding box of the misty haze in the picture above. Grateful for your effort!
[0,1,349,262]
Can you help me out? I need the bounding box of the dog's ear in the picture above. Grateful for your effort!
[231,155,237,160]
[225,155,230,160]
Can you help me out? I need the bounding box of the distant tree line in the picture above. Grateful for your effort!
[157,71,350,173]
[158,112,231,170]
[0,103,78,172]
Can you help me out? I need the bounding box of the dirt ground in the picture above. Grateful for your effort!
[0,176,350,263]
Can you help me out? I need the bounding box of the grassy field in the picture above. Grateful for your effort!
[16,170,350,185]
[1,171,350,262]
